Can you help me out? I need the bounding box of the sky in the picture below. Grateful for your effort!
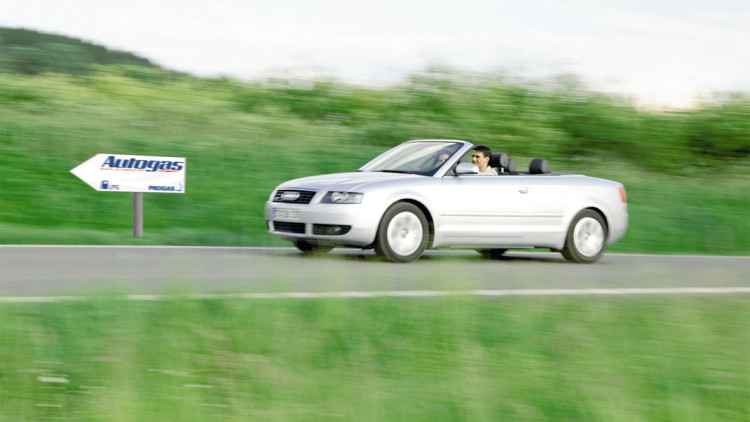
[2,0,749,108]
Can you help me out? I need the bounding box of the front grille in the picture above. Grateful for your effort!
[273,190,316,204]
[273,221,305,234]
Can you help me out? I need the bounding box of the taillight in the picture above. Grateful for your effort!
[618,186,627,203]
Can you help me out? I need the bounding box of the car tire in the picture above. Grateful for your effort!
[561,209,608,263]
[293,240,334,255]
[477,249,507,259]
[374,202,429,263]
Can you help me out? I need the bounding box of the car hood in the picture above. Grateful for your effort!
[278,172,420,192]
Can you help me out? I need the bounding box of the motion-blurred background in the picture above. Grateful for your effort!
[1,3,749,420]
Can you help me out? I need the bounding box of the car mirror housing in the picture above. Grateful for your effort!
[455,163,479,175]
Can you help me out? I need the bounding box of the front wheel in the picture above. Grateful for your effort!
[374,202,429,263]
[561,210,608,263]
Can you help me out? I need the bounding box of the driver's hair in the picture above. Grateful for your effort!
[472,145,491,158]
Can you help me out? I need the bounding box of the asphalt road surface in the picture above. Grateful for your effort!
[0,246,748,297]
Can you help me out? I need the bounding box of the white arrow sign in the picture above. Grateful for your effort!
[70,154,186,193]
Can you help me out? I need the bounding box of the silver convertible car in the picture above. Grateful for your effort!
[265,140,627,263]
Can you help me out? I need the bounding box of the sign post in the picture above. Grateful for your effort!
[134,192,144,237]
[70,154,186,237]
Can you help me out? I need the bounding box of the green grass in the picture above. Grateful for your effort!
[1,295,748,421]
[0,70,748,254]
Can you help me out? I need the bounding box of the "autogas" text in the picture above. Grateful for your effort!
[101,156,184,172]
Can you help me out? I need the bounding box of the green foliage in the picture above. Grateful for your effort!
[2,296,748,420]
[232,67,750,168]
[684,95,750,161]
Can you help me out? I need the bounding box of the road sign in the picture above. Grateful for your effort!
[71,154,187,238]
[70,154,186,193]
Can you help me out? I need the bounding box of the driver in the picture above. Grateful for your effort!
[412,149,452,170]
[472,145,497,175]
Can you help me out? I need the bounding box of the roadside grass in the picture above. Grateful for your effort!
[1,295,748,421]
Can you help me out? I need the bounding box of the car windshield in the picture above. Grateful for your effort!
[359,141,464,176]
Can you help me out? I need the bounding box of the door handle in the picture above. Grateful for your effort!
[518,186,529,194]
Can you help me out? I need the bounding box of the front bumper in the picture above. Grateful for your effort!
[607,205,628,245]
[264,201,381,247]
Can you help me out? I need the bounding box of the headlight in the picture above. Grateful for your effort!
[321,191,364,204]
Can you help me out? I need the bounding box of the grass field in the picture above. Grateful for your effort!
[1,295,748,421]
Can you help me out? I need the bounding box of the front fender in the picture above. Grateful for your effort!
[364,186,441,231]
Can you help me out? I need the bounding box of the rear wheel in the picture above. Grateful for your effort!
[561,210,607,263]
[374,202,429,263]
[293,240,334,255]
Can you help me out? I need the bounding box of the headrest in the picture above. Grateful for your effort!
[506,158,517,173]
[489,152,508,168]
[529,158,549,174]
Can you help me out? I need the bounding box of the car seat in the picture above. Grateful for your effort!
[529,158,550,174]
[489,152,509,174]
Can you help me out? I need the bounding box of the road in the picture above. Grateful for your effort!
[1,246,747,297]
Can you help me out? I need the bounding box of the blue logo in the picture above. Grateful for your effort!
[100,180,119,191]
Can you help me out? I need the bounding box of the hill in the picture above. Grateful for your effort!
[0,27,160,75]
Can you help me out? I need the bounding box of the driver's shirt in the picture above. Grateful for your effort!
[480,167,498,175]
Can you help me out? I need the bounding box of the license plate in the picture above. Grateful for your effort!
[273,208,301,220]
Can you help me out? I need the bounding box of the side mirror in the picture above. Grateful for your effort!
[455,163,479,175]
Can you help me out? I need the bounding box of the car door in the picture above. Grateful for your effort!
[521,175,577,245]
[439,174,534,246]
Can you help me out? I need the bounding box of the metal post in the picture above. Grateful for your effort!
[133,192,143,237]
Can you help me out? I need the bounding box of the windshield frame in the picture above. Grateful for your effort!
[358,140,471,177]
